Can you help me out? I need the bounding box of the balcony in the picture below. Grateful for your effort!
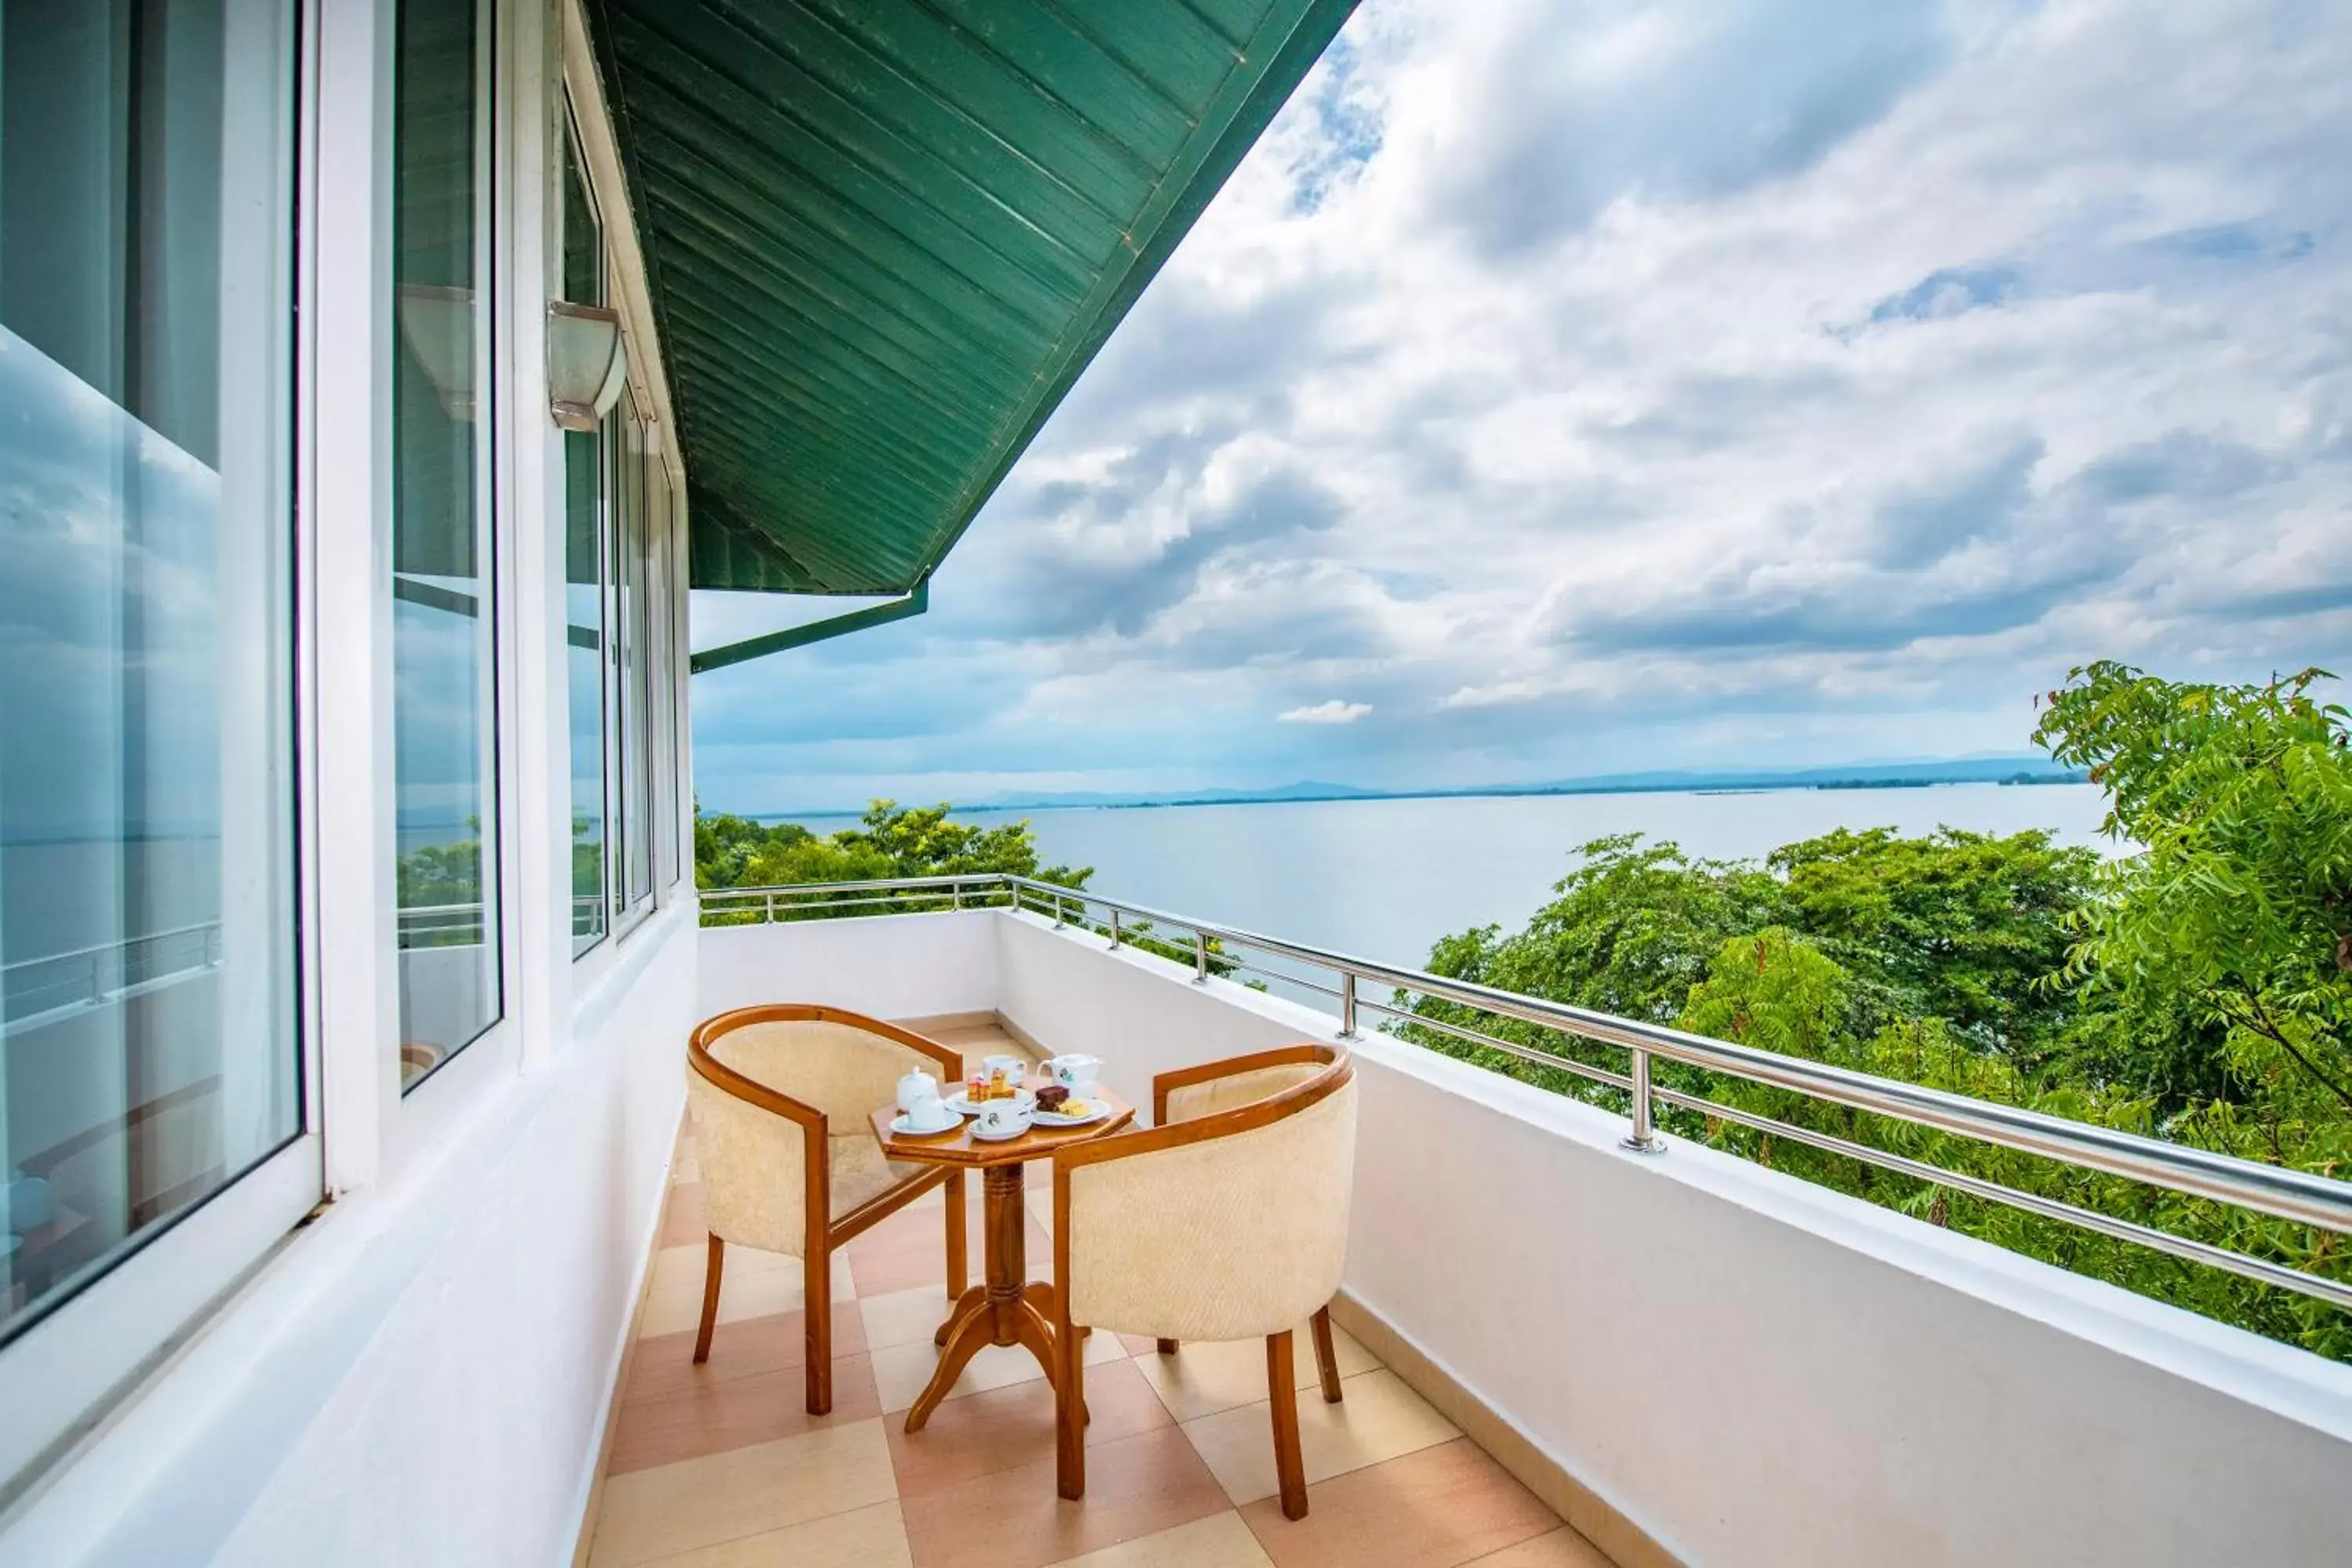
[564,880,2352,1568]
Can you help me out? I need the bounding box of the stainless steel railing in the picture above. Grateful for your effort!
[1,922,225,1034]
[395,897,608,946]
[700,871,2352,1315]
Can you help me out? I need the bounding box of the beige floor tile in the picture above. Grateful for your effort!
[1132,1325,1377,1425]
[1239,1439,1557,1568]
[900,1426,1229,1568]
[1044,1511,1272,1568]
[934,1024,1018,1051]
[633,1500,913,1568]
[640,1245,855,1341]
[609,1356,880,1475]
[872,1321,1130,1414]
[1180,1370,1458,1508]
[673,1152,701,1185]
[590,1419,896,1566]
[659,1183,708,1250]
[1463,1526,1615,1568]
[625,1308,865,1404]
[862,1284,970,1352]
[887,1359,1174,1500]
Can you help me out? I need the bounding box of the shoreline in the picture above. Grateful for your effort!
[755,772,2090,824]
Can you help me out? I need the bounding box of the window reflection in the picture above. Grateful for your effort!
[617,389,655,914]
[391,0,499,1086]
[0,0,297,1342]
[564,124,608,957]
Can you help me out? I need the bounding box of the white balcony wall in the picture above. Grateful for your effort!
[827,909,2352,1568]
[699,909,1001,1024]
[212,910,695,1567]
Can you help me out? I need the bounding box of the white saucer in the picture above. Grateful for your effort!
[891,1111,961,1137]
[1032,1101,1109,1127]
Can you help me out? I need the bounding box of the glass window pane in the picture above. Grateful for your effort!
[620,403,654,909]
[562,125,606,957]
[0,0,299,1344]
[391,0,497,1087]
[646,452,679,897]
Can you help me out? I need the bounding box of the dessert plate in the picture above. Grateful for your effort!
[1032,1101,1109,1128]
[944,1089,1033,1117]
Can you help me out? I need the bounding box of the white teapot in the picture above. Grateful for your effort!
[896,1069,942,1115]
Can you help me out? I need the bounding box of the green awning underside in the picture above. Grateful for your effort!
[586,0,1356,596]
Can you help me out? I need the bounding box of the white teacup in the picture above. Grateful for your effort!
[981,1054,1028,1089]
[902,1097,959,1134]
[1043,1054,1101,1095]
[975,1097,1034,1139]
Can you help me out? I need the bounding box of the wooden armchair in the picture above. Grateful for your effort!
[685,1004,969,1414]
[1050,1046,1356,1518]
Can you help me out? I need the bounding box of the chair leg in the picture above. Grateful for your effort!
[1056,1312,1088,1499]
[944,1170,967,1300]
[1267,1330,1308,1519]
[1311,1306,1344,1403]
[804,1249,833,1417]
[692,1236,724,1364]
[1156,1338,1178,1356]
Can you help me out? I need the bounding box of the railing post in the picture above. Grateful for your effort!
[1108,907,1121,949]
[1053,893,1065,929]
[1339,972,1358,1039]
[952,880,962,911]
[764,891,775,924]
[1193,930,1209,984]
[1621,1048,1663,1153]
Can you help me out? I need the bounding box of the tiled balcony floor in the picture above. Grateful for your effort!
[583,1022,1610,1568]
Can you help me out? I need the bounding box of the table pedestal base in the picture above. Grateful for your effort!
[905,1161,1087,1432]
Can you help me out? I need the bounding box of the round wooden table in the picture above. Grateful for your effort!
[868,1088,1136,1432]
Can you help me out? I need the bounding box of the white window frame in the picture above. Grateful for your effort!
[319,0,536,1189]
[0,0,321,1497]
[386,0,522,1102]
[560,0,692,999]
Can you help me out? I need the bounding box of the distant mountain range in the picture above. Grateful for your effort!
[770,756,2089,819]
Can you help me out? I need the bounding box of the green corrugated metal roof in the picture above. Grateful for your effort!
[585,0,1356,595]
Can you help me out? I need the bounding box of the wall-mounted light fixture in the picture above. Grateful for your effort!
[396,283,477,420]
[547,301,630,431]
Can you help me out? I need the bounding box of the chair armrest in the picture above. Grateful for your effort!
[1152,1045,1334,1125]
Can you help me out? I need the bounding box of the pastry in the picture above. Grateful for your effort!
[1035,1083,1070,1113]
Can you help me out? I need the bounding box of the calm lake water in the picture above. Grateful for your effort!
[879,782,2112,975]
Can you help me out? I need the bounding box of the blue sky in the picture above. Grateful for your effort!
[690,0,2352,815]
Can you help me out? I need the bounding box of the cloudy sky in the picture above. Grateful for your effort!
[691,0,2352,815]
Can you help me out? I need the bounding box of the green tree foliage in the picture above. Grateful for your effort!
[695,799,1092,921]
[2035,662,2352,1120]
[1769,826,2092,1062]
[1395,665,2352,1359]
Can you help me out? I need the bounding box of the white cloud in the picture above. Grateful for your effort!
[1442,680,1548,710]
[692,0,2352,813]
[1279,699,1374,724]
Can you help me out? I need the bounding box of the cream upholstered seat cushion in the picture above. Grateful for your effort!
[1065,1078,1355,1342]
[1162,1061,1323,1126]
[688,1019,943,1254]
